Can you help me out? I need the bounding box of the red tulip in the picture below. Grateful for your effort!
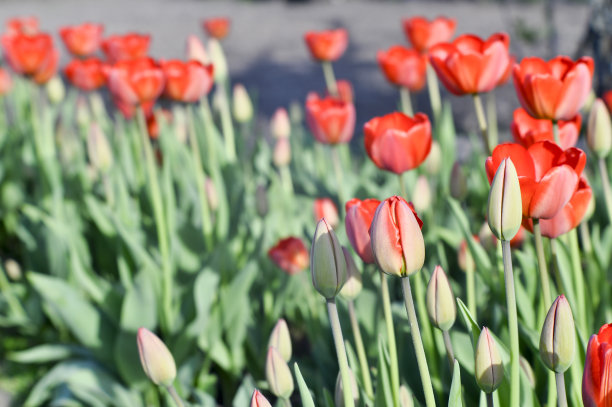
[5,17,38,36]
[101,33,150,63]
[313,198,339,229]
[429,33,510,95]
[0,68,12,95]
[583,323,612,407]
[202,17,230,40]
[603,90,612,113]
[345,198,380,264]
[145,109,172,140]
[497,54,516,86]
[485,141,586,220]
[377,45,427,91]
[108,57,164,117]
[305,93,355,144]
[364,112,432,174]
[511,108,581,150]
[1,32,58,84]
[64,58,108,91]
[59,23,104,57]
[336,79,354,104]
[513,56,594,121]
[304,29,348,62]
[159,60,213,103]
[268,237,309,275]
[402,16,456,54]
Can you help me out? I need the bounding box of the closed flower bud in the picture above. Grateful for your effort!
[186,35,210,65]
[487,158,522,241]
[273,138,291,167]
[208,38,227,82]
[137,327,177,386]
[205,177,218,211]
[268,319,292,362]
[457,239,474,272]
[334,369,359,407]
[426,265,456,331]
[171,107,188,144]
[399,385,414,407]
[46,76,65,104]
[475,327,504,393]
[540,295,575,373]
[233,84,253,123]
[423,141,441,175]
[250,390,272,407]
[339,247,362,301]
[587,99,612,159]
[266,347,294,399]
[450,162,467,200]
[4,259,22,280]
[271,107,291,139]
[310,218,347,299]
[313,198,339,229]
[478,223,497,251]
[412,175,431,214]
[87,123,113,174]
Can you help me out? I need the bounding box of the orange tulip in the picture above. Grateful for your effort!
[202,17,230,40]
[377,45,427,91]
[268,237,309,275]
[64,58,108,91]
[583,323,612,407]
[101,33,150,63]
[160,60,214,103]
[313,198,339,229]
[108,57,164,118]
[59,23,104,57]
[513,56,594,121]
[5,17,38,36]
[345,198,380,264]
[304,29,348,62]
[305,93,355,144]
[402,16,456,54]
[1,32,58,84]
[511,108,581,150]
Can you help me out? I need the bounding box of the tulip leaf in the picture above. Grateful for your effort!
[374,337,393,407]
[232,374,256,407]
[448,360,463,407]
[456,298,480,348]
[9,344,86,364]
[84,195,116,237]
[294,362,316,407]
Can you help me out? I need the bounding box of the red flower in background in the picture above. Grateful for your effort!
[345,198,380,264]
[202,17,230,40]
[304,29,348,62]
[59,23,104,57]
[335,79,354,103]
[511,108,581,150]
[1,32,58,84]
[603,90,612,113]
[364,112,432,174]
[402,16,456,54]
[101,33,150,63]
[160,60,214,103]
[5,17,38,36]
[583,323,612,407]
[513,56,594,121]
[0,68,12,95]
[485,141,586,220]
[305,93,355,144]
[145,109,172,140]
[268,237,309,275]
[497,54,516,86]
[64,58,108,91]
[313,198,339,229]
[429,33,510,95]
[377,45,427,91]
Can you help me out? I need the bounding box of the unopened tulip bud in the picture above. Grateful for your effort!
[208,38,227,82]
[520,356,536,388]
[205,177,218,211]
[583,89,597,113]
[475,327,504,393]
[487,158,522,241]
[584,190,595,220]
[268,319,292,362]
[412,175,431,214]
[313,198,339,229]
[266,347,294,399]
[450,162,467,200]
[587,99,612,158]
[273,138,291,167]
[89,92,107,121]
[250,390,272,407]
[423,141,441,175]
[46,76,65,105]
[186,35,210,65]
[540,295,575,373]
[256,184,268,217]
[457,240,474,272]
[399,385,414,407]
[478,223,497,251]
[310,218,347,299]
[339,247,362,301]
[87,123,113,174]
[289,101,303,123]
[334,369,359,407]
[76,98,90,128]
[233,84,253,123]
[4,259,21,280]
[271,107,291,139]
[137,327,177,386]
[426,265,456,331]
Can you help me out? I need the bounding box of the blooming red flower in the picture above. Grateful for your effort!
[202,17,230,40]
[364,112,432,174]
[313,198,339,229]
[511,108,581,150]
[64,58,108,91]
[5,17,38,36]
[345,198,380,264]
[101,33,150,63]
[513,56,594,121]
[159,60,214,103]
[402,16,456,54]
[268,237,309,275]
[305,93,355,144]
[304,29,348,62]
[59,23,104,57]
[583,323,612,407]
[485,141,586,220]
[107,57,164,117]
[497,54,516,86]
[429,33,510,95]
[1,32,58,84]
[0,68,12,95]
[377,45,427,91]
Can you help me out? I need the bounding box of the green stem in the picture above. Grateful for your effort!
[167,385,185,407]
[442,329,455,370]
[399,87,414,116]
[552,121,560,145]
[579,221,592,255]
[348,300,374,399]
[501,240,519,407]
[568,229,587,335]
[379,271,400,407]
[555,372,567,407]
[281,398,292,407]
[533,220,552,306]
[0,263,27,321]
[466,259,477,320]
[331,146,346,213]
[279,165,294,196]
[426,64,441,122]
[327,298,355,407]
[322,61,338,97]
[486,92,499,148]
[401,276,436,407]
[218,80,237,162]
[199,97,219,170]
[398,173,407,199]
[486,392,494,407]
[472,93,491,155]
[598,157,612,224]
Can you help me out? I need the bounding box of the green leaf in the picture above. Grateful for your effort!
[294,362,316,407]
[232,374,256,407]
[448,360,462,407]
[9,344,86,364]
[374,337,393,407]
[456,298,480,347]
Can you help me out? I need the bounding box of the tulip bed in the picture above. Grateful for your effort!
[0,12,611,407]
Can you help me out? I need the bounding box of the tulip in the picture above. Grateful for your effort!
[5,17,39,36]
[268,319,292,362]
[271,107,291,139]
[412,175,431,214]
[497,54,516,87]
[101,33,150,63]
[335,79,354,104]
[310,218,347,299]
[160,59,213,103]
[457,239,475,273]
[305,94,355,144]
[303,29,348,62]
[344,198,381,264]
[540,295,575,373]
[250,390,272,407]
[513,56,594,121]
[46,77,65,105]
[208,38,228,82]
[64,58,108,92]
[426,265,456,331]
[423,140,441,175]
[587,99,612,158]
[429,33,510,95]
[273,138,291,167]
[511,108,581,150]
[475,327,504,393]
[604,90,612,113]
[399,385,414,407]
[339,247,363,301]
[265,347,294,399]
[233,84,254,123]
[107,57,165,114]
[364,112,431,174]
[186,35,209,65]
[59,23,104,57]
[314,198,339,229]
[487,158,522,241]
[402,16,456,54]
[267,237,309,275]
[1,32,59,84]
[370,196,424,277]
[334,369,359,407]
[450,162,468,200]
[377,45,427,91]
[583,323,612,407]
[87,123,113,174]
[136,327,177,386]
[4,259,21,281]
[202,17,230,40]
[0,68,12,96]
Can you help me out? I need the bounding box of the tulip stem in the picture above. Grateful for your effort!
[281,398,292,407]
[167,385,185,407]
[279,165,294,196]
[426,65,442,122]
[327,298,355,407]
[348,300,374,399]
[598,157,612,224]
[379,271,400,407]
[322,61,338,98]
[486,392,495,407]
[501,240,520,407]
[552,121,560,145]
[399,87,414,116]
[555,373,567,407]
[199,97,219,170]
[466,258,477,320]
[568,229,587,336]
[331,146,346,213]
[472,93,492,155]
[401,276,436,407]
[398,173,407,199]
[533,220,552,306]
[442,329,455,370]
[579,221,592,255]
[486,92,499,148]
[218,80,237,163]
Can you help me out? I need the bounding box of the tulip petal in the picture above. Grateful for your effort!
[477,40,509,93]
[555,63,593,120]
[529,165,578,219]
[538,179,592,238]
[397,201,425,276]
[370,200,404,276]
